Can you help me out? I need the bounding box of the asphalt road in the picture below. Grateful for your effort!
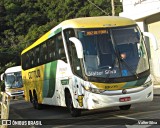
[6,96,160,128]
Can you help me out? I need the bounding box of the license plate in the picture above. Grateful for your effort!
[119,97,131,102]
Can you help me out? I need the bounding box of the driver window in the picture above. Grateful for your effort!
[64,29,83,77]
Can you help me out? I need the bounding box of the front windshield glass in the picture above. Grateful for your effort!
[5,72,23,88]
[77,26,149,78]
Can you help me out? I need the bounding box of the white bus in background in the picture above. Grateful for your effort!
[0,66,24,98]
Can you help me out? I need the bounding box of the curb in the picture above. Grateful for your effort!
[153,85,160,96]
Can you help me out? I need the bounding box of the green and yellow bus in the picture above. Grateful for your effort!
[21,16,156,117]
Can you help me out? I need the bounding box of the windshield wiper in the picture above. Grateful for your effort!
[108,29,139,79]
[120,58,139,79]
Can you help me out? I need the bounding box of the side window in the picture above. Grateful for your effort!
[39,43,48,64]
[23,47,40,70]
[30,50,34,68]
[64,29,83,77]
[64,29,75,63]
[28,51,32,68]
[43,43,48,62]
[47,38,56,62]
[26,53,30,69]
[56,33,67,62]
[35,47,40,66]
[22,32,68,70]
[22,53,27,70]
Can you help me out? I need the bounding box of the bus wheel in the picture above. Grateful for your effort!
[29,90,33,103]
[32,92,42,110]
[119,105,131,110]
[66,92,81,117]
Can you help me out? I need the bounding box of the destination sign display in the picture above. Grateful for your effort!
[85,30,108,36]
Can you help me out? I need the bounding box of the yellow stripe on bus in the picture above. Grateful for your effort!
[91,82,126,91]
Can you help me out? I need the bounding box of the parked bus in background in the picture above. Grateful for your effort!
[21,16,157,117]
[0,66,24,98]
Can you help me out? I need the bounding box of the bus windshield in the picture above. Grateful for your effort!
[77,26,149,78]
[5,72,23,88]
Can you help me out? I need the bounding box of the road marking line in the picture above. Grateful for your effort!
[114,115,139,121]
[115,109,160,117]
[114,115,152,128]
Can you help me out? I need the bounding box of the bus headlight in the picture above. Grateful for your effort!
[83,86,105,94]
[143,80,152,88]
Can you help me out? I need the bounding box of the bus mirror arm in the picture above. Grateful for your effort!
[69,37,84,59]
[1,73,4,81]
[143,32,158,51]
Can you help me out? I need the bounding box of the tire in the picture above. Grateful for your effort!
[32,92,42,110]
[12,96,16,100]
[119,105,131,110]
[66,92,81,117]
[29,91,33,103]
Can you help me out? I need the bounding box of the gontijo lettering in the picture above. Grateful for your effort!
[28,69,40,79]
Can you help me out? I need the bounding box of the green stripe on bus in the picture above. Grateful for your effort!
[43,61,57,98]
[123,76,148,89]
[48,28,62,38]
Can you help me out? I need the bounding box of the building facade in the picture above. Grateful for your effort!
[120,0,160,84]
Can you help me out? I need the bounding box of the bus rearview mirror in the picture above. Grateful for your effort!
[143,32,158,51]
[1,73,4,81]
[69,37,84,59]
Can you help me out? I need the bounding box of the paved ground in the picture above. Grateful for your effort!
[153,84,160,95]
[7,95,160,128]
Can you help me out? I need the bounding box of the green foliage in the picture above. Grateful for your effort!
[0,0,122,74]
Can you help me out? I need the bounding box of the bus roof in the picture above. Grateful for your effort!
[60,16,136,28]
[5,66,21,74]
[21,16,136,54]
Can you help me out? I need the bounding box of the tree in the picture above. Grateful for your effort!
[0,0,122,74]
[0,2,7,37]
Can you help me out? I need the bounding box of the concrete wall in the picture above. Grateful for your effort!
[120,0,160,21]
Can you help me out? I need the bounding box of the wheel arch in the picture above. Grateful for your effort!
[29,90,33,103]
[64,88,71,106]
